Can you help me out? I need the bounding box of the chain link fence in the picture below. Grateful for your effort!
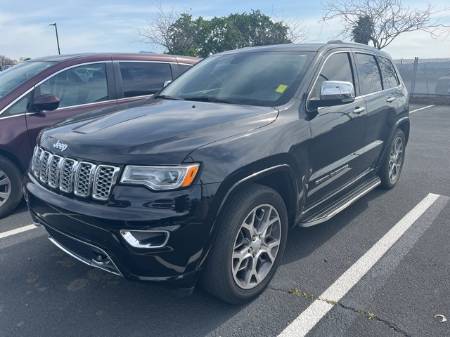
[394,58,450,102]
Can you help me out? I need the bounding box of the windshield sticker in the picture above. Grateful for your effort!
[275,84,288,94]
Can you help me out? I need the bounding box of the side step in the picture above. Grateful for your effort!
[299,176,381,227]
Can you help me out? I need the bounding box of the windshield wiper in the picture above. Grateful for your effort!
[181,96,235,104]
[154,94,182,100]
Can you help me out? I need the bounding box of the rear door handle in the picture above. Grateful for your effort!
[353,106,365,114]
[386,97,396,103]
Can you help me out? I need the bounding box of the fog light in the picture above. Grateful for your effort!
[120,229,169,249]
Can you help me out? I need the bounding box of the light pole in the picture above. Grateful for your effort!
[49,23,61,55]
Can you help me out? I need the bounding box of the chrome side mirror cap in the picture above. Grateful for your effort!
[320,80,355,105]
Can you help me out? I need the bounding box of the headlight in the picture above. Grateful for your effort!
[120,164,200,191]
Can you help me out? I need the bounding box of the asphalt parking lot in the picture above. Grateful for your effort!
[0,104,449,337]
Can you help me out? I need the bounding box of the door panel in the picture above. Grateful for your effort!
[362,57,408,167]
[355,54,405,168]
[362,92,389,166]
[0,94,32,170]
[307,97,368,204]
[305,52,368,205]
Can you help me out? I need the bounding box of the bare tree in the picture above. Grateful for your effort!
[323,0,450,49]
[282,19,306,43]
[0,55,16,69]
[140,6,197,55]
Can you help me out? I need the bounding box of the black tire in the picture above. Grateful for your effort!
[0,156,23,218]
[379,128,406,189]
[201,184,288,304]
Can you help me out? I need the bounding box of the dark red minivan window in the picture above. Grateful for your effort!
[0,61,53,100]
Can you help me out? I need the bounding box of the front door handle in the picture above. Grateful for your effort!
[353,106,365,114]
[386,97,396,103]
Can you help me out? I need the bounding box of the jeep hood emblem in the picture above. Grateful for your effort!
[53,140,68,152]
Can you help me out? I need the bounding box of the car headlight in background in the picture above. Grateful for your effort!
[120,164,200,191]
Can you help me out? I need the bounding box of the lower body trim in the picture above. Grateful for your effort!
[47,226,122,277]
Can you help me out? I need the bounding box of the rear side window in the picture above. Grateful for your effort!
[311,53,355,99]
[355,53,383,95]
[37,63,108,108]
[119,62,172,97]
[378,57,400,89]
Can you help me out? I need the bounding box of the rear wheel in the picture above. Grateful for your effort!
[0,156,23,218]
[379,129,406,189]
[201,184,288,304]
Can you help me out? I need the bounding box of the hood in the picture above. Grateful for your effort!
[40,98,278,164]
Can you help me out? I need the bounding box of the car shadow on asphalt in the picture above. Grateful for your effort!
[282,188,386,265]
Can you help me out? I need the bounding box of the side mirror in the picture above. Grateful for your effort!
[31,94,60,112]
[163,80,172,87]
[319,81,355,106]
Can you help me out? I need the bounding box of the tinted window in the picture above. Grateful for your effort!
[119,62,172,97]
[161,52,313,107]
[379,57,399,89]
[355,53,383,95]
[0,61,53,100]
[311,53,355,99]
[172,64,192,79]
[4,93,32,116]
[38,63,108,108]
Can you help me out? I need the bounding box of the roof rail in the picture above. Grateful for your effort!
[327,40,344,44]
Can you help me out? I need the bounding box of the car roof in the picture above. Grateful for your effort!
[218,41,392,58]
[30,53,200,64]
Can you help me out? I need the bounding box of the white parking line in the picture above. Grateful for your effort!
[0,224,37,239]
[278,193,441,337]
[410,105,434,114]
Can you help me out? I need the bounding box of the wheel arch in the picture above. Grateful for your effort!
[208,156,305,233]
[376,116,410,168]
[0,148,25,173]
[223,165,297,225]
[397,118,410,143]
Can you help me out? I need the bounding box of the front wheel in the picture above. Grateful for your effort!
[0,156,23,218]
[379,129,406,189]
[201,184,288,304]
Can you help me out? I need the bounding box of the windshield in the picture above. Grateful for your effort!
[161,51,313,107]
[0,61,54,100]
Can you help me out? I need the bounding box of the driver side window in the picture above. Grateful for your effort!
[311,53,355,100]
[36,63,109,109]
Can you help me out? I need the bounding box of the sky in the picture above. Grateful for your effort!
[0,0,449,60]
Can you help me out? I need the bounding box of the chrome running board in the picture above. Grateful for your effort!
[299,176,381,227]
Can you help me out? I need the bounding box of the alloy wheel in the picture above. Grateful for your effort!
[388,136,404,184]
[231,204,282,290]
[0,169,11,207]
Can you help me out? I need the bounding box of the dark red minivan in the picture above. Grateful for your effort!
[0,53,198,217]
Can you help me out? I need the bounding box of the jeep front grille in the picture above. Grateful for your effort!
[31,146,120,201]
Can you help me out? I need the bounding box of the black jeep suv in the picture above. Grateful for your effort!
[25,42,409,304]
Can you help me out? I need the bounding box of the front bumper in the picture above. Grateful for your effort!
[25,173,221,288]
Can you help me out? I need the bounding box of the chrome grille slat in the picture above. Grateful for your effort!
[30,146,119,201]
[59,158,78,193]
[39,151,51,183]
[92,165,121,201]
[47,155,63,188]
[74,162,97,197]
[31,147,43,177]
